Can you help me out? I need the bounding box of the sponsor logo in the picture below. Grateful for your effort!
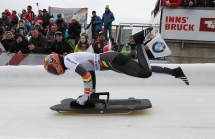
[94,54,100,71]
[152,42,166,53]
[199,18,215,32]
[165,16,194,31]
[66,57,77,65]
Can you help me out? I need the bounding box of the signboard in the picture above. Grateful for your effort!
[48,7,88,27]
[161,8,215,41]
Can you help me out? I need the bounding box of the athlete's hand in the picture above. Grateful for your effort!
[76,94,89,105]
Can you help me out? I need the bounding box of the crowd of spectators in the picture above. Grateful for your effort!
[163,0,215,7]
[0,4,119,56]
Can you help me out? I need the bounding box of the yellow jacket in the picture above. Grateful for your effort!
[74,45,94,53]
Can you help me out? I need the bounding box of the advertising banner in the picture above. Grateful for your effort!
[161,8,215,41]
[48,7,88,27]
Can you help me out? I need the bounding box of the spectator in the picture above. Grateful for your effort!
[0,12,11,27]
[55,14,67,36]
[181,0,197,7]
[28,27,49,53]
[11,10,19,27]
[37,10,43,20]
[10,27,17,39]
[68,15,81,46]
[93,31,106,54]
[46,18,57,32]
[7,34,29,54]
[74,34,92,52]
[86,11,102,42]
[109,37,120,52]
[41,9,51,34]
[5,9,12,19]
[102,5,115,39]
[25,5,35,22]
[46,25,58,45]
[22,16,32,31]
[1,21,10,31]
[164,0,181,7]
[16,21,28,36]
[0,24,5,39]
[50,31,73,55]
[0,31,15,51]
[121,36,137,58]
[18,9,27,19]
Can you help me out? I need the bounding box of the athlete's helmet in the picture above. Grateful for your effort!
[44,54,65,75]
[103,45,109,52]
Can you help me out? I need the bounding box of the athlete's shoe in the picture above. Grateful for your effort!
[76,94,90,105]
[173,67,189,85]
[76,89,95,105]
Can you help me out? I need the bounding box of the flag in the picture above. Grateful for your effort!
[0,42,6,54]
[146,33,171,58]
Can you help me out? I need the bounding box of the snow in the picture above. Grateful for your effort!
[0,64,215,139]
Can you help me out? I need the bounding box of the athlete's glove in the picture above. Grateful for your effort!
[76,94,90,105]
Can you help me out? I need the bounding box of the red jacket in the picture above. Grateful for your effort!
[25,10,35,22]
[163,0,181,7]
[7,12,13,19]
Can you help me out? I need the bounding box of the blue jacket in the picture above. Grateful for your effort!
[102,11,115,27]
[86,16,102,31]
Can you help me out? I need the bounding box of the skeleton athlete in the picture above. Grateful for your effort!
[44,43,189,105]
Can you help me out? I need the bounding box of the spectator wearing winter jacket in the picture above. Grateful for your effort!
[41,9,52,34]
[25,5,35,22]
[164,0,181,7]
[121,36,137,58]
[68,15,81,46]
[1,21,10,31]
[55,14,67,36]
[0,12,11,27]
[7,34,29,55]
[11,10,19,27]
[0,31,15,51]
[74,34,93,52]
[86,11,102,42]
[102,5,115,40]
[93,31,106,54]
[28,27,49,53]
[5,9,12,19]
[46,18,57,32]
[18,9,27,20]
[50,31,73,55]
[46,25,58,45]
[181,0,197,7]
[16,21,28,37]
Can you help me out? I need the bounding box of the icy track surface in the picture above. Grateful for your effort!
[0,64,215,139]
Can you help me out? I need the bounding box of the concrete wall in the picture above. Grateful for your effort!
[166,42,215,64]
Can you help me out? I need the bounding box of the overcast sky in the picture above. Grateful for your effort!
[0,0,157,24]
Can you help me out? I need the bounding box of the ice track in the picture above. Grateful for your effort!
[0,64,215,139]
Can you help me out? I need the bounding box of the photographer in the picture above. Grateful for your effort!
[68,15,81,46]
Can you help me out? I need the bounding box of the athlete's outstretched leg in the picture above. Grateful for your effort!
[100,51,152,78]
[151,65,189,85]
